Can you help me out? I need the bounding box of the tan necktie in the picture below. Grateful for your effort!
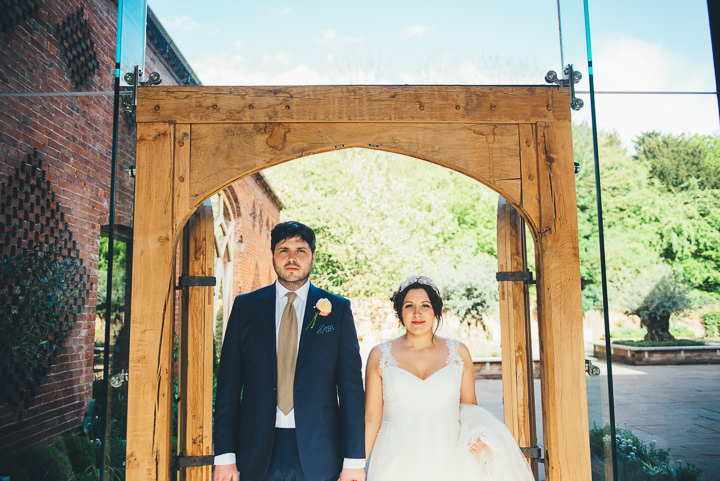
[277,292,298,415]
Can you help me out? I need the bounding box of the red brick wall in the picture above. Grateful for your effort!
[0,0,194,452]
[226,175,282,297]
[0,0,118,452]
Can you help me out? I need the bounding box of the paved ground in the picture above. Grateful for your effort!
[475,364,720,481]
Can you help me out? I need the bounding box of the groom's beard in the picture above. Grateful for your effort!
[273,259,313,290]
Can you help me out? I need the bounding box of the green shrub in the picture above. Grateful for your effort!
[0,458,30,481]
[702,311,720,337]
[610,326,647,339]
[589,425,702,481]
[74,468,101,481]
[628,273,693,342]
[60,435,96,473]
[13,445,72,481]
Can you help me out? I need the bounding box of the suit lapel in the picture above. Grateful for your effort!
[258,284,278,386]
[296,283,320,373]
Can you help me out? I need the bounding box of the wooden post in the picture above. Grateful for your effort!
[534,121,591,481]
[178,204,215,481]
[126,123,177,481]
[496,197,538,478]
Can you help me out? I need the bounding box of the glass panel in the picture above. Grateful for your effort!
[559,1,719,480]
[95,232,131,480]
[119,0,148,84]
[147,0,563,85]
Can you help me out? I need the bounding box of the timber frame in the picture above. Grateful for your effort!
[127,85,590,481]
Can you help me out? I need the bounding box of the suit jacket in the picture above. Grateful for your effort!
[214,282,365,480]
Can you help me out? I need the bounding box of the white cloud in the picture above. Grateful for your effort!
[571,35,720,148]
[233,40,244,49]
[592,36,715,92]
[280,6,291,14]
[316,29,363,46]
[405,25,434,38]
[190,51,332,85]
[273,65,327,84]
[317,30,337,45]
[262,51,292,66]
[167,15,203,33]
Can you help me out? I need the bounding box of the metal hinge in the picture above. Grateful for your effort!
[496,271,535,284]
[175,275,217,289]
[520,445,544,461]
[175,455,214,470]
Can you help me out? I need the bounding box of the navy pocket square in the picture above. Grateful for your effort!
[316,324,335,334]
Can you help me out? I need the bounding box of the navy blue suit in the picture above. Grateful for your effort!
[214,283,365,481]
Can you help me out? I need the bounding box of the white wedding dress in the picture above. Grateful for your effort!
[366,339,536,481]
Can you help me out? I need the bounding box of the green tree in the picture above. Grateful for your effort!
[96,235,127,325]
[573,124,664,311]
[263,148,499,306]
[634,132,720,191]
[634,131,720,293]
[627,272,693,342]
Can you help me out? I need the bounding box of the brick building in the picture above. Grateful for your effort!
[0,0,281,452]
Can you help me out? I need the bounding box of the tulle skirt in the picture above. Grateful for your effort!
[367,404,535,481]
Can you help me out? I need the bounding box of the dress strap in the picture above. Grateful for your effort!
[378,341,398,370]
[446,339,464,368]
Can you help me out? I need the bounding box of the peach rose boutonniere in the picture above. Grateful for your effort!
[307,298,332,330]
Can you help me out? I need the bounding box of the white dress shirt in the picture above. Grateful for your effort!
[215,280,364,469]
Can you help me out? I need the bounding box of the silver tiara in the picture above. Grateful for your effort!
[396,275,440,296]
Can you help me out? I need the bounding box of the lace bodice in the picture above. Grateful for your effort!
[377,338,464,373]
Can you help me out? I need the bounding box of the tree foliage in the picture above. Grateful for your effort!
[627,273,693,342]
[263,148,499,322]
[634,132,720,191]
[264,128,720,330]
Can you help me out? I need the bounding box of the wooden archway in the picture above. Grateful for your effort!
[126,86,590,481]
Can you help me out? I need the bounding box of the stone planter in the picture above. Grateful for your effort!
[594,342,720,365]
[472,357,541,379]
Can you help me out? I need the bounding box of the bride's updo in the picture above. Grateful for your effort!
[390,275,444,326]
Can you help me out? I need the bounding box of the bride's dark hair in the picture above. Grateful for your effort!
[391,275,443,333]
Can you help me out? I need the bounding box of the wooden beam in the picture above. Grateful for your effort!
[496,197,537,478]
[137,85,571,124]
[178,204,215,481]
[187,122,523,213]
[126,123,177,481]
[534,121,591,481]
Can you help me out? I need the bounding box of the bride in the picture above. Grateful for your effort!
[364,275,536,481]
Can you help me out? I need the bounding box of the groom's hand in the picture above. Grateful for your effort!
[214,463,239,481]
[338,467,365,481]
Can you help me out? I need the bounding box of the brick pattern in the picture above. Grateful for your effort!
[0,0,119,453]
[225,176,282,296]
[0,150,91,413]
[55,7,100,88]
[0,0,282,454]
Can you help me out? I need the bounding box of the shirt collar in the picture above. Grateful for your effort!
[275,278,310,302]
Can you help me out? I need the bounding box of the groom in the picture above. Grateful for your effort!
[214,221,366,481]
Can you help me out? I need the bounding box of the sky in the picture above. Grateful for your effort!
[143,0,719,148]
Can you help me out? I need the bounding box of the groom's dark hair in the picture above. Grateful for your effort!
[270,221,316,253]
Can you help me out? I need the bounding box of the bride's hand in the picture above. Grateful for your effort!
[468,438,487,453]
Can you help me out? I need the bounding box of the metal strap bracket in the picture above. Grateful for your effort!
[175,455,214,469]
[520,446,544,461]
[496,271,535,284]
[176,275,217,289]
